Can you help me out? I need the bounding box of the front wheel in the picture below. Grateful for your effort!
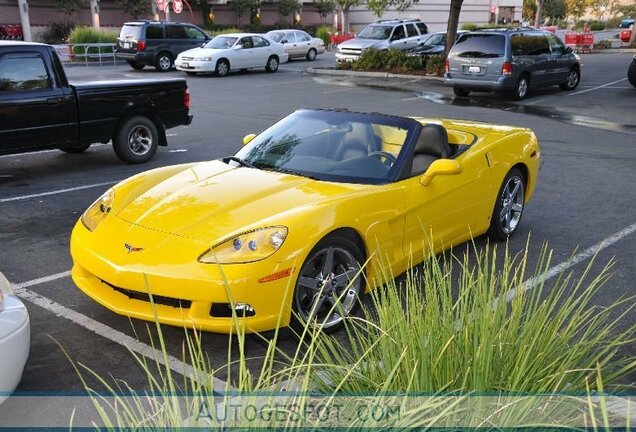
[628,61,636,87]
[291,236,364,333]
[559,68,580,91]
[112,116,159,164]
[306,48,317,61]
[488,168,526,241]
[512,75,529,100]
[215,59,229,77]
[266,55,279,73]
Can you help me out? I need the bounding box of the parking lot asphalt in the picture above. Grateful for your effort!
[1,50,635,425]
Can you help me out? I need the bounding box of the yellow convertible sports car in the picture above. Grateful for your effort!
[71,109,540,333]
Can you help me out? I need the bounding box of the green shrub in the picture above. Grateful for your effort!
[316,25,332,46]
[41,21,74,44]
[605,16,622,29]
[68,26,117,56]
[353,48,423,73]
[594,39,612,49]
[461,23,502,31]
[461,23,480,31]
[424,54,445,76]
[589,20,606,31]
[209,27,242,37]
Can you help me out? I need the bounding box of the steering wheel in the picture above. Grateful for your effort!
[368,151,397,166]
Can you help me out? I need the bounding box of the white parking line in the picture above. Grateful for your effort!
[0,181,118,204]
[504,221,636,304]
[12,274,228,392]
[254,79,306,88]
[568,78,628,96]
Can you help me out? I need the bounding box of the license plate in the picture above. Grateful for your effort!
[182,62,189,68]
[468,66,481,73]
[122,42,131,49]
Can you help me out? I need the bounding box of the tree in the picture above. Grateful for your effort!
[55,0,86,19]
[229,0,258,26]
[117,0,151,19]
[444,0,463,59]
[367,0,390,18]
[276,0,300,24]
[334,0,362,32]
[544,0,567,20]
[523,0,537,20]
[565,0,589,20]
[393,0,419,12]
[315,0,336,22]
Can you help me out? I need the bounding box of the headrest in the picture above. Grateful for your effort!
[414,124,450,158]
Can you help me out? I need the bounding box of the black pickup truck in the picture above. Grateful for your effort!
[0,41,192,163]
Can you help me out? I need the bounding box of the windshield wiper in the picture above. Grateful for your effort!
[267,167,318,180]
[222,156,257,169]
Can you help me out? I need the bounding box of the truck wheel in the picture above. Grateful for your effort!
[628,61,636,87]
[60,143,91,154]
[155,52,173,72]
[113,116,159,164]
[127,61,145,70]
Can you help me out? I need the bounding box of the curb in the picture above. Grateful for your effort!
[305,67,444,82]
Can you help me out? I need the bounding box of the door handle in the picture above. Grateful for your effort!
[47,97,63,105]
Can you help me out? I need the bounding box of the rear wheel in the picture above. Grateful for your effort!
[266,55,279,73]
[113,115,159,164]
[155,52,172,72]
[60,143,91,154]
[127,60,144,70]
[291,235,364,333]
[488,167,526,241]
[453,87,470,97]
[628,60,636,87]
[215,59,229,77]
[306,48,317,61]
[559,68,580,91]
[512,75,529,100]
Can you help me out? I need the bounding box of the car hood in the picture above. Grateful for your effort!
[116,160,364,242]
[410,44,444,55]
[339,38,384,49]
[178,47,226,58]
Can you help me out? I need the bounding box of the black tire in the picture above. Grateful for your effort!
[628,60,636,87]
[154,52,172,72]
[60,143,91,154]
[291,235,365,334]
[487,167,526,241]
[215,59,229,77]
[453,87,470,97]
[265,55,279,73]
[127,60,145,70]
[306,48,317,61]
[112,116,159,164]
[559,68,580,91]
[512,75,530,100]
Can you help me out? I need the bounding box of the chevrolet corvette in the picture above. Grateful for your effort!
[70,109,540,333]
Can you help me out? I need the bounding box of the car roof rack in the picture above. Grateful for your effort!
[375,18,421,24]
[476,26,536,32]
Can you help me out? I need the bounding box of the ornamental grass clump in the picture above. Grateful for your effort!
[68,241,636,429]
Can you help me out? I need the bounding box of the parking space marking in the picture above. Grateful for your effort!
[504,221,636,304]
[0,144,108,159]
[13,271,71,289]
[323,87,355,94]
[12,276,228,392]
[0,181,118,204]
[568,78,628,96]
[254,79,307,88]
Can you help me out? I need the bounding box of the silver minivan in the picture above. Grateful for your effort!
[445,29,581,100]
[336,19,429,62]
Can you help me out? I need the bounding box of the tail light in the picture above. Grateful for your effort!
[502,61,512,75]
[137,40,146,52]
[184,88,190,109]
[444,58,450,74]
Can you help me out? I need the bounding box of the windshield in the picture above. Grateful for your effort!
[204,36,238,49]
[233,110,416,184]
[425,33,446,46]
[453,33,506,58]
[357,25,393,40]
[119,25,142,40]
[267,32,284,42]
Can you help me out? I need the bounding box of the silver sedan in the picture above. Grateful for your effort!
[266,30,325,61]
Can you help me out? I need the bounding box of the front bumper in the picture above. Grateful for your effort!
[175,59,216,73]
[0,275,30,405]
[335,52,360,62]
[444,74,517,92]
[70,219,297,334]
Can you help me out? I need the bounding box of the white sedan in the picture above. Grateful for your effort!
[266,30,326,61]
[175,33,288,77]
[0,272,30,405]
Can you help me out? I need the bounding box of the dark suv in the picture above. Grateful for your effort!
[115,21,210,71]
[445,28,581,100]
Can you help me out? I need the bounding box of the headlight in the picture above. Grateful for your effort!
[196,56,212,61]
[199,226,288,264]
[81,188,114,232]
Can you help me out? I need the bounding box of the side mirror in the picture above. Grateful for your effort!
[243,133,257,145]
[420,159,462,186]
[565,46,573,54]
[233,44,243,50]
[281,39,288,44]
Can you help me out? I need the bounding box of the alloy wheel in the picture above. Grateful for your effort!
[498,175,524,235]
[127,125,153,155]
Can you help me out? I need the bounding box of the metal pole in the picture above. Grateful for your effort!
[17,0,32,41]
[165,0,171,21]
[494,0,499,25]
[90,0,100,29]
[151,0,160,21]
